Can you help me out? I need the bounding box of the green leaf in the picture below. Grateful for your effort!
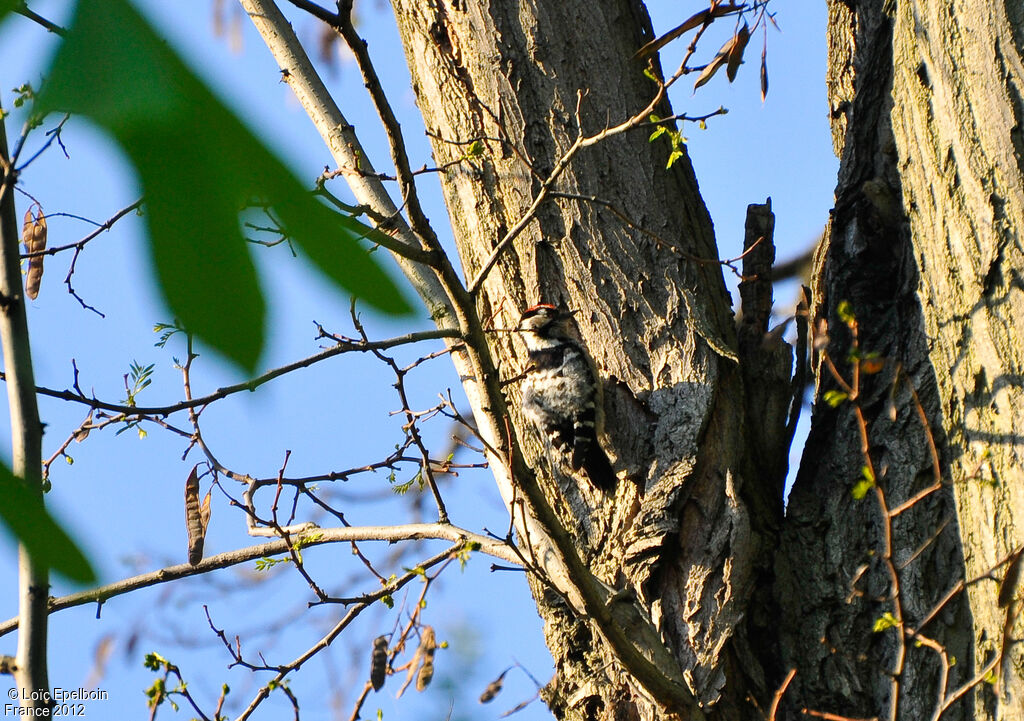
[0,0,17,24]
[837,300,856,326]
[851,476,874,500]
[35,0,411,373]
[823,389,848,407]
[12,83,36,108]
[872,612,899,632]
[143,652,168,671]
[851,465,876,499]
[0,461,96,583]
[255,555,289,571]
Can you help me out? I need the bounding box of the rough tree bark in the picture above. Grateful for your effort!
[387,0,1024,719]
[256,0,1022,718]
[778,1,1024,720]
[389,1,786,719]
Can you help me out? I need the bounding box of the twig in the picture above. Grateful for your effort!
[13,3,67,36]
[820,315,905,720]
[0,524,521,638]
[334,0,446,260]
[63,245,105,316]
[234,543,464,721]
[351,306,451,523]
[769,668,796,720]
[13,116,71,175]
[467,35,720,296]
[21,200,143,260]
[0,328,461,416]
[466,127,584,295]
[548,190,760,278]
[802,711,877,721]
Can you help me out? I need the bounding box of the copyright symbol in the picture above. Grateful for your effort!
[7,687,17,700]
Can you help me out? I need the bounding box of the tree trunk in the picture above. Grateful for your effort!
[386,0,1024,719]
[388,1,789,719]
[778,1,1024,720]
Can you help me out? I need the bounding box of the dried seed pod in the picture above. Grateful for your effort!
[415,626,436,691]
[479,669,508,703]
[369,635,388,691]
[22,206,47,300]
[760,45,769,101]
[184,465,211,565]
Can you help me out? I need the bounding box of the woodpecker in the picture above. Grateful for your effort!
[517,303,615,490]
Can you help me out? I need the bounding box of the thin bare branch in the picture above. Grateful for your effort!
[21,200,142,259]
[12,3,67,36]
[769,668,797,721]
[0,523,521,638]
[234,543,463,721]
[0,328,460,416]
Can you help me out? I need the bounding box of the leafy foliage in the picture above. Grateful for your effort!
[0,0,16,28]
[0,460,96,583]
[122,360,155,407]
[823,389,848,407]
[851,465,875,500]
[837,300,856,326]
[872,611,899,633]
[34,0,412,373]
[648,114,687,169]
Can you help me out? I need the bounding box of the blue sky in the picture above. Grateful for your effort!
[0,2,836,719]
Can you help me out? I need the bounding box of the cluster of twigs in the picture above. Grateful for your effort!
[763,304,1023,721]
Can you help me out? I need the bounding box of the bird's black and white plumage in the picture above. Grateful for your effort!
[517,304,615,490]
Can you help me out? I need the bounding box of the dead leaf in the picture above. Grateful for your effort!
[860,357,885,374]
[726,23,750,81]
[693,49,729,91]
[761,45,769,101]
[83,633,115,688]
[633,2,746,60]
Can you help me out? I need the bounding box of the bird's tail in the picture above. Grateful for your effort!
[583,443,617,491]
